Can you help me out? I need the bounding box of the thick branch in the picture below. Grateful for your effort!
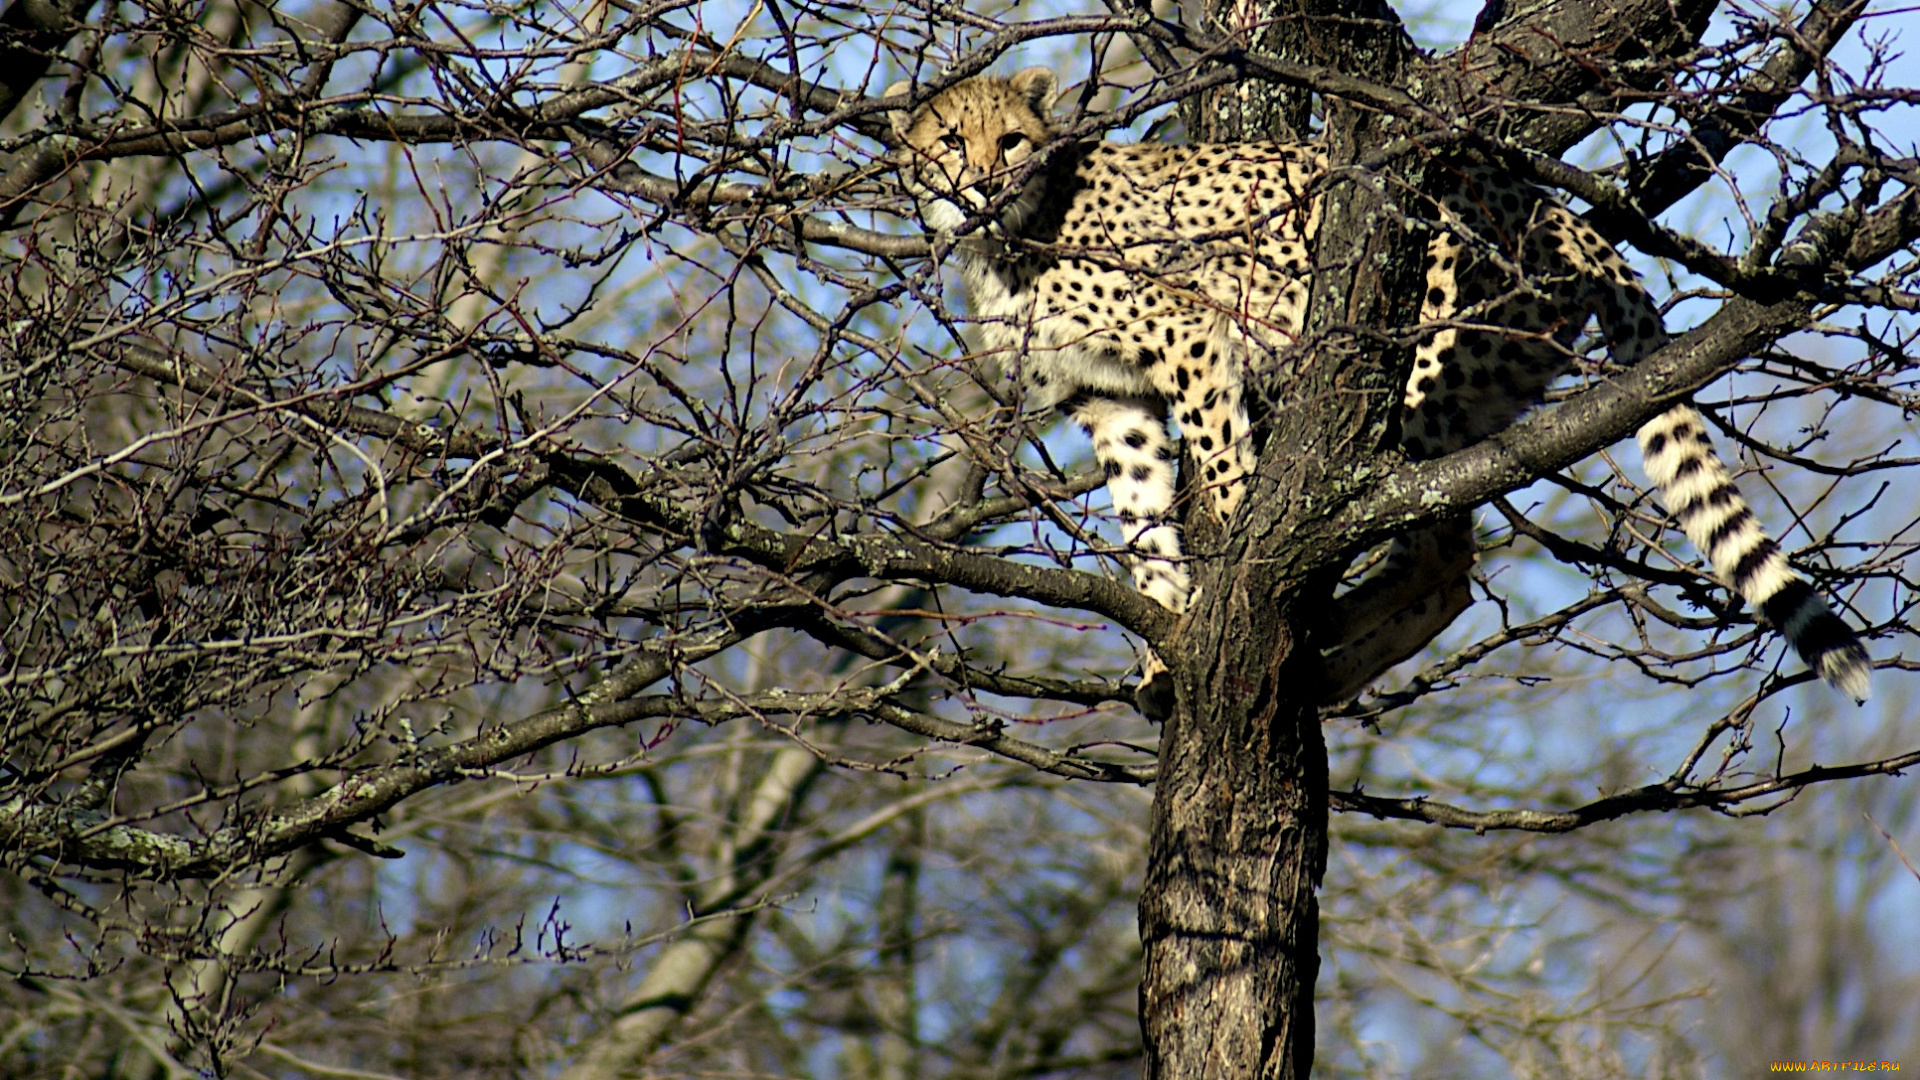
[1620,0,1872,212]
[1328,294,1814,552]
[1326,153,1920,559]
[1,636,1158,878]
[1446,0,1718,154]
[2,627,737,877]
[102,341,1177,641]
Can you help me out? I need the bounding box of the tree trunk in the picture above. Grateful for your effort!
[1139,588,1329,1079]
[1137,4,1419,1077]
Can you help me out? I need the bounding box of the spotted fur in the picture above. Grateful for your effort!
[888,68,1870,710]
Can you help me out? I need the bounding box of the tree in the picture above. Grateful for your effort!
[1,0,1916,1077]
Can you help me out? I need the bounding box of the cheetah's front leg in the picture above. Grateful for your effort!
[1066,393,1189,718]
[1067,393,1190,609]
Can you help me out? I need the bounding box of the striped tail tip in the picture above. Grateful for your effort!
[1817,642,1872,704]
[1763,580,1871,703]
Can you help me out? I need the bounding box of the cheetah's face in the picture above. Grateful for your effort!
[885,68,1059,234]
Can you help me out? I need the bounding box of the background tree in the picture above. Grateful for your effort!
[1,0,1916,1078]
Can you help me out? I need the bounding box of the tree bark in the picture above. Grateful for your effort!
[1138,4,1419,1078]
[1139,585,1330,1079]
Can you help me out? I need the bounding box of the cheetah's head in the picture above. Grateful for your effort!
[883,68,1060,235]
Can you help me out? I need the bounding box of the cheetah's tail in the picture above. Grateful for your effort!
[1638,405,1870,702]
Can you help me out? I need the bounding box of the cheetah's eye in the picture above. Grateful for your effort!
[999,132,1028,153]
[940,132,964,153]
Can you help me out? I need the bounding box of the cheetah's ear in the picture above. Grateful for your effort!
[882,79,914,138]
[1009,67,1058,115]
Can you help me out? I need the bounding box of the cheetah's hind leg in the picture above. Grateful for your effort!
[1136,651,1177,723]
[1319,516,1477,701]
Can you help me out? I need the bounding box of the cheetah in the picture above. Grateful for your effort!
[886,67,1871,711]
